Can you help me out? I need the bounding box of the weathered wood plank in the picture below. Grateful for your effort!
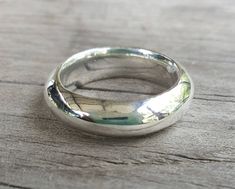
[0,75,234,189]
[0,107,235,189]
[0,0,235,189]
[1,0,235,85]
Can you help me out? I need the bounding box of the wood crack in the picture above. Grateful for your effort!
[54,151,129,165]
[194,97,235,103]
[0,80,43,87]
[169,153,234,163]
[144,150,235,164]
[1,113,58,122]
[199,93,235,98]
[0,181,33,189]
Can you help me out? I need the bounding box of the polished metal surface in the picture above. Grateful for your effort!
[44,47,194,136]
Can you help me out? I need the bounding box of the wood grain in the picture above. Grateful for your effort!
[0,0,234,188]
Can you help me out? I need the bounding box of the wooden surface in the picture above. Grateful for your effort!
[0,0,235,188]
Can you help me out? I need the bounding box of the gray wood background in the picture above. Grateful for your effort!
[0,0,235,188]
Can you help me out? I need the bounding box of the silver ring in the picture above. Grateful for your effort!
[44,47,194,137]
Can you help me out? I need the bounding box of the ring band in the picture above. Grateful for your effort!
[44,47,194,136]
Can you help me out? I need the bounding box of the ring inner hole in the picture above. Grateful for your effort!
[60,56,178,101]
